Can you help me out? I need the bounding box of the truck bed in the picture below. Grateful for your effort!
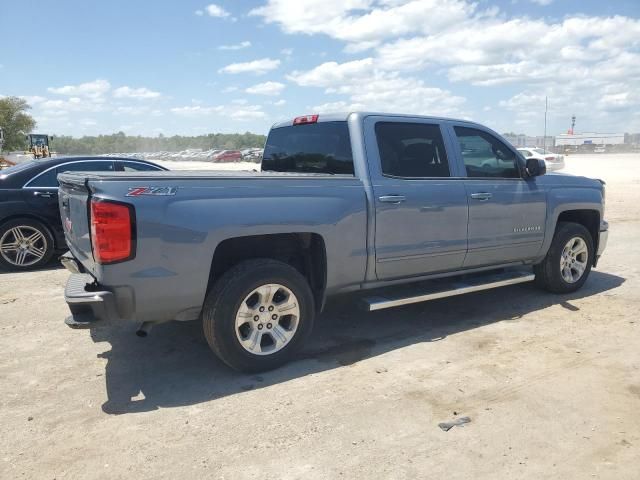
[57,169,369,324]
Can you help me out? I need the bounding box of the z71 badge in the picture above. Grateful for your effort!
[126,186,177,197]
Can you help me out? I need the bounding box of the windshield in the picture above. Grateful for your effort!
[532,148,547,154]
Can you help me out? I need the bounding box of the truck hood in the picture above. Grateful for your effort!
[535,171,603,189]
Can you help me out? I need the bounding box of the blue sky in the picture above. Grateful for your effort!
[1,0,639,137]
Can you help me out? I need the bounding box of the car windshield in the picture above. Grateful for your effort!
[532,148,547,154]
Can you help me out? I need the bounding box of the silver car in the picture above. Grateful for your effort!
[518,147,565,171]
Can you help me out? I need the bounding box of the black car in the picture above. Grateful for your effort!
[0,156,167,271]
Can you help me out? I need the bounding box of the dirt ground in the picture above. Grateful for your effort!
[1,154,639,479]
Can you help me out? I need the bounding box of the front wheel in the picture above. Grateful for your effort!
[202,259,315,372]
[534,222,594,293]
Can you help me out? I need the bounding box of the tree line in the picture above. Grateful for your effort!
[50,131,267,155]
[0,96,266,155]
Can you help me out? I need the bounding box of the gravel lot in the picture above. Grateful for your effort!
[1,154,638,479]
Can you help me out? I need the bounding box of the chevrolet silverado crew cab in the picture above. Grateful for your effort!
[58,112,608,372]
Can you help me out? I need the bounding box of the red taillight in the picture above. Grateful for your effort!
[545,156,555,161]
[90,199,135,264]
[293,114,319,125]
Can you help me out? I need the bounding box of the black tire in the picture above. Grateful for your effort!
[534,221,594,293]
[202,258,315,373]
[0,218,55,272]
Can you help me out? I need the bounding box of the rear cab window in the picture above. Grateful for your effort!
[262,121,354,175]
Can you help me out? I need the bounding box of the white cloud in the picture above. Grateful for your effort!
[291,59,466,117]
[289,58,374,87]
[113,86,161,99]
[170,105,224,116]
[195,9,204,16]
[271,99,286,106]
[246,81,285,96]
[218,41,251,50]
[258,0,640,132]
[531,0,553,5]
[204,4,230,18]
[230,106,267,121]
[251,0,475,46]
[47,79,111,99]
[170,103,267,121]
[114,106,151,116]
[311,101,358,113]
[19,95,46,105]
[219,58,281,75]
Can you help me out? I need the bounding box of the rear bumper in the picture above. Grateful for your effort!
[64,273,119,328]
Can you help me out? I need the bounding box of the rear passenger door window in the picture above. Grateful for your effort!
[56,161,115,175]
[120,161,163,172]
[27,168,57,188]
[375,122,450,178]
[454,126,520,178]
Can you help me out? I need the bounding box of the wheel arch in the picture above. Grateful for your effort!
[207,232,328,311]
[556,209,600,262]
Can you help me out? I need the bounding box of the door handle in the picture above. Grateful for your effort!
[378,195,406,204]
[33,191,54,198]
[470,192,492,201]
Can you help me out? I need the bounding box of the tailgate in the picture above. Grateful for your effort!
[58,173,97,274]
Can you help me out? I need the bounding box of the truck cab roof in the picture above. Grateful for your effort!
[271,112,480,129]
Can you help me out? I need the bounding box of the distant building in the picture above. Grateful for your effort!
[625,133,640,144]
[502,134,554,148]
[555,132,624,146]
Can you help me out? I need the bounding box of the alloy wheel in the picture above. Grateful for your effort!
[560,236,589,284]
[234,283,300,355]
[0,226,48,267]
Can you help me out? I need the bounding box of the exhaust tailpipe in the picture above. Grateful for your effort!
[136,322,154,337]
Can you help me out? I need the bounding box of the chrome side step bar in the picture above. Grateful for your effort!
[363,269,535,312]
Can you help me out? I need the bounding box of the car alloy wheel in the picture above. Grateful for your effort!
[0,225,48,267]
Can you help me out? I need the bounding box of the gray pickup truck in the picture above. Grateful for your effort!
[58,112,608,372]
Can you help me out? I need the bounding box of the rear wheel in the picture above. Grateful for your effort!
[0,219,54,271]
[534,222,593,293]
[202,259,315,372]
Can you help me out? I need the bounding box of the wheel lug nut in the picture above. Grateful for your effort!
[258,324,264,330]
[272,314,277,320]
[259,306,265,312]
[268,306,274,312]
[254,315,259,321]
[267,323,272,329]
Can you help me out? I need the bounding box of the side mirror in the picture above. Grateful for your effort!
[526,158,546,177]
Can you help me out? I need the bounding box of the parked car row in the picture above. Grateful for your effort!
[100,148,263,163]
